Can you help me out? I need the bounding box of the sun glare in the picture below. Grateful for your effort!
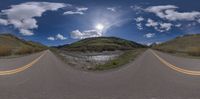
[95,24,104,31]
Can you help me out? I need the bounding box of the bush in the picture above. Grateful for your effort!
[15,47,33,55]
[15,47,45,55]
[187,47,200,56]
[0,45,12,56]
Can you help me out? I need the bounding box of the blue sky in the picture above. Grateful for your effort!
[0,0,200,46]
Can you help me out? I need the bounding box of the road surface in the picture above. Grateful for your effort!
[0,49,200,99]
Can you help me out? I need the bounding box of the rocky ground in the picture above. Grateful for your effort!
[58,50,124,70]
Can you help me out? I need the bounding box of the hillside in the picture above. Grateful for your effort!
[153,34,200,56]
[0,34,47,56]
[59,37,146,52]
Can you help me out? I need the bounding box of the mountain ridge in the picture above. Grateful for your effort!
[58,36,146,52]
[0,33,47,56]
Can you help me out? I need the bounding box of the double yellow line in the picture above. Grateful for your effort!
[0,51,47,76]
[151,50,200,76]
[1,50,199,76]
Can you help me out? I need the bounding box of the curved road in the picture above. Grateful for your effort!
[0,49,200,99]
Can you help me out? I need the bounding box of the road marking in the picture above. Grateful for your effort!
[0,51,47,76]
[151,50,200,76]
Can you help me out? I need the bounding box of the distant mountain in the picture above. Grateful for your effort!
[59,37,146,52]
[153,34,200,56]
[0,34,47,56]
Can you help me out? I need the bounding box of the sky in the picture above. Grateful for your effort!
[0,0,200,46]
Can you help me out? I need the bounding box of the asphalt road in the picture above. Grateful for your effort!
[0,49,200,99]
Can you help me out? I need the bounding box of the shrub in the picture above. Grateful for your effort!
[15,47,33,55]
[0,45,12,56]
[187,47,200,56]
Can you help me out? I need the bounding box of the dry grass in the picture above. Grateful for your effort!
[15,47,45,55]
[153,34,200,57]
[15,47,33,55]
[0,45,12,56]
[187,47,200,56]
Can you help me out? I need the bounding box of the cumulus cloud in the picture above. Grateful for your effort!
[47,36,55,41]
[0,18,8,25]
[145,18,173,32]
[145,5,200,22]
[71,29,102,39]
[145,18,158,27]
[175,24,182,27]
[136,23,143,30]
[135,16,144,22]
[144,33,155,38]
[134,16,145,30]
[159,23,173,31]
[47,33,67,41]
[56,33,67,40]
[0,2,66,35]
[63,7,88,15]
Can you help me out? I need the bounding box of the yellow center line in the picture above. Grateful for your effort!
[151,50,200,76]
[0,51,47,76]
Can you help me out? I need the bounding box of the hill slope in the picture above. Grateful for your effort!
[60,37,146,52]
[0,34,47,56]
[153,34,200,56]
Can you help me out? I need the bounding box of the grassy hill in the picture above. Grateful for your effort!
[153,34,200,56]
[0,34,47,56]
[59,37,146,52]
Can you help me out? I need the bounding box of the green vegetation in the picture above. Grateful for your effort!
[0,33,47,57]
[153,34,200,57]
[53,37,147,71]
[93,49,146,70]
[60,37,145,52]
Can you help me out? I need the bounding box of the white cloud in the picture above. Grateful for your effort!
[20,29,33,36]
[198,19,200,23]
[136,23,143,30]
[47,33,67,41]
[63,11,84,15]
[130,5,144,14]
[56,33,67,40]
[0,2,66,36]
[71,29,102,39]
[63,7,88,15]
[159,23,172,31]
[145,18,158,27]
[144,33,155,38]
[47,36,55,41]
[145,5,177,18]
[135,16,144,22]
[145,18,173,32]
[76,7,88,11]
[0,18,8,25]
[145,5,200,22]
[175,24,182,27]
[107,7,116,12]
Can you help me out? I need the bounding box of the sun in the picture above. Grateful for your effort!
[95,23,104,31]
